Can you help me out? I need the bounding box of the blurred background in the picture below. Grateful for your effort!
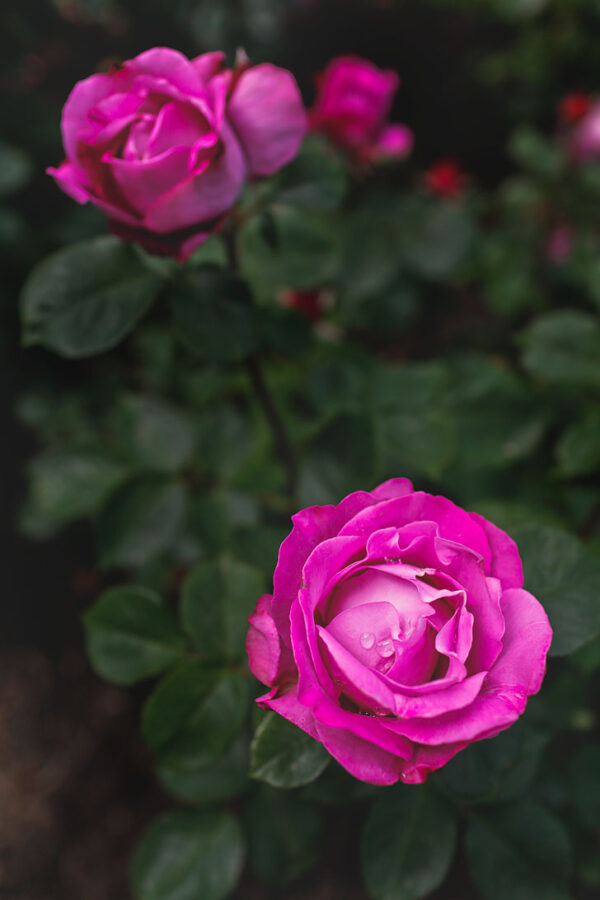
[2,1,600,897]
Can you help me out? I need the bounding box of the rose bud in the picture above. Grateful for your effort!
[247,478,552,785]
[309,55,412,164]
[48,47,307,260]
[558,92,592,125]
[280,288,325,322]
[565,98,600,164]
[545,224,574,265]
[424,158,466,198]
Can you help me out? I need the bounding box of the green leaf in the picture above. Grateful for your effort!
[379,408,456,481]
[400,201,474,280]
[120,395,196,473]
[362,784,457,900]
[241,206,339,291]
[172,265,258,362]
[439,721,548,805]
[83,585,185,686]
[0,141,32,196]
[520,311,600,389]
[132,809,244,900]
[511,523,600,656]
[159,736,249,805]
[508,126,562,179]
[21,236,162,357]
[250,712,330,788]
[273,136,347,211]
[97,478,186,569]
[298,413,377,507]
[247,785,322,884]
[181,555,264,662]
[555,410,600,477]
[570,744,600,831]
[26,449,129,527]
[466,802,571,900]
[142,661,248,771]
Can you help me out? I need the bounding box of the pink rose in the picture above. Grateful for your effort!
[565,98,600,163]
[48,47,307,260]
[545,224,574,265]
[246,478,552,785]
[309,56,413,163]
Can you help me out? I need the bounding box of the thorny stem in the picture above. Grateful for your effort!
[222,227,298,500]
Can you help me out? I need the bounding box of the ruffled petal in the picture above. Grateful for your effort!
[490,588,552,694]
[143,123,246,232]
[60,72,116,162]
[227,63,307,176]
[469,512,524,589]
[107,146,191,214]
[315,721,403,785]
[400,741,468,784]
[47,161,91,203]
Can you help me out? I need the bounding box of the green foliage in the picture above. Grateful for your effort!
[142,662,249,771]
[250,712,330,788]
[97,478,186,569]
[466,802,572,900]
[20,236,162,357]
[181,555,265,662]
[172,265,259,362]
[83,585,185,685]
[132,809,245,900]
[361,784,457,900]
[247,785,322,884]
[439,721,548,805]
[512,523,600,656]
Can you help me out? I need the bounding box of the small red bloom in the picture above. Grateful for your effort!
[559,92,592,124]
[281,289,323,322]
[424,159,465,198]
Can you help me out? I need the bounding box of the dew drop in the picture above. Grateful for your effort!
[360,632,375,650]
[377,639,394,658]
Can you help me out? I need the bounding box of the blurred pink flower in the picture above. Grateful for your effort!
[309,55,412,164]
[545,225,574,265]
[564,97,600,164]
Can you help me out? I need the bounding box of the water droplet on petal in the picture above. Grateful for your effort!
[377,639,394,658]
[360,632,375,650]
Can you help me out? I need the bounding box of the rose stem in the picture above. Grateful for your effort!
[222,227,298,500]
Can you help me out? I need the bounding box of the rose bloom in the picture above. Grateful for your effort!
[424,158,465,198]
[48,47,306,260]
[309,55,413,163]
[558,91,592,125]
[280,288,325,322]
[567,98,600,163]
[246,478,552,785]
[545,224,574,265]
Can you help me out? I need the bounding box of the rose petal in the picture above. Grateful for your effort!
[400,741,468,783]
[60,72,116,162]
[108,146,191,213]
[491,588,552,694]
[47,161,91,203]
[143,122,246,232]
[315,720,403,785]
[317,625,398,713]
[469,511,524,589]
[227,63,307,177]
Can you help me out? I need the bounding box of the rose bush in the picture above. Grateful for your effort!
[309,55,413,163]
[247,478,552,785]
[48,47,306,259]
